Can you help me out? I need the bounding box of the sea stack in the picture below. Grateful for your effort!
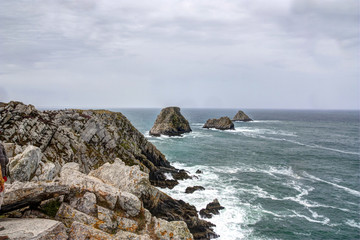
[203,117,234,130]
[232,110,252,122]
[150,107,192,136]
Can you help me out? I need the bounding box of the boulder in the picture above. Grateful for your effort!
[0,218,68,240]
[60,163,142,217]
[232,110,252,121]
[185,186,205,194]
[9,145,42,182]
[203,117,234,130]
[195,169,202,174]
[150,107,191,136]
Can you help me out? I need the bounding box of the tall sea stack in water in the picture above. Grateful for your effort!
[232,110,252,122]
[150,107,192,136]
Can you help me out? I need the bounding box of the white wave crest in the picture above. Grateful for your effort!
[345,219,360,229]
[303,172,360,197]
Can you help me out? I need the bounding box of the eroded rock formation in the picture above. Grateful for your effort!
[150,107,191,136]
[203,117,234,130]
[232,110,252,122]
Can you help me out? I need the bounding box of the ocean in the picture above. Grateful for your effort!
[115,108,360,240]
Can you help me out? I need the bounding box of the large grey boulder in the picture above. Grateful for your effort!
[150,107,191,136]
[0,218,68,240]
[203,117,234,130]
[9,145,42,182]
[232,110,252,121]
[60,162,142,217]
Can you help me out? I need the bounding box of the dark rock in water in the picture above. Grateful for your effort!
[150,107,192,136]
[206,199,225,215]
[203,117,234,130]
[232,110,252,122]
[196,169,202,174]
[150,167,192,189]
[199,199,225,219]
[199,209,213,219]
[185,186,205,194]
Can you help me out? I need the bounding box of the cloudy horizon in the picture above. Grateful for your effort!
[0,0,359,110]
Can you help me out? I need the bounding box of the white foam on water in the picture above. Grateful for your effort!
[290,210,330,225]
[303,172,360,197]
[345,219,360,229]
[160,163,262,240]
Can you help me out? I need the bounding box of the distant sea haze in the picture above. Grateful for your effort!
[118,108,360,240]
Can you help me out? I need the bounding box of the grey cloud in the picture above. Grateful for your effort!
[0,0,358,109]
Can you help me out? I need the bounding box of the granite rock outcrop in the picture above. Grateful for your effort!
[203,117,234,130]
[150,107,191,136]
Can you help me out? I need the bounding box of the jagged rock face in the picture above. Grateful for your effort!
[203,117,234,130]
[232,110,252,121]
[0,101,188,187]
[199,199,225,219]
[150,107,192,136]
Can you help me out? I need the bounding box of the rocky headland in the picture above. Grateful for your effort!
[0,101,217,240]
[150,107,191,136]
[232,110,252,122]
[203,117,234,130]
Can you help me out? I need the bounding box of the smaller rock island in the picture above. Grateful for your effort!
[203,117,234,130]
[232,110,252,122]
[150,107,192,136]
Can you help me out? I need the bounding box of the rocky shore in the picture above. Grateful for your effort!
[0,101,217,240]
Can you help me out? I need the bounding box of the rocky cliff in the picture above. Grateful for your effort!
[203,117,234,130]
[0,101,217,239]
[232,110,252,122]
[150,107,191,136]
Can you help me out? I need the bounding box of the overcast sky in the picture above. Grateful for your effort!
[0,0,359,109]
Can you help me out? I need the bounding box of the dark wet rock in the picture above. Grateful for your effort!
[199,199,225,219]
[203,117,234,130]
[185,186,205,194]
[196,169,202,174]
[232,110,253,122]
[150,107,191,136]
[199,209,213,219]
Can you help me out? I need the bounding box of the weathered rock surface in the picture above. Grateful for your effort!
[199,199,225,219]
[203,117,234,130]
[0,102,217,239]
[0,101,190,188]
[150,107,191,136]
[0,218,68,240]
[0,181,69,214]
[9,145,42,182]
[185,186,205,194]
[232,110,252,122]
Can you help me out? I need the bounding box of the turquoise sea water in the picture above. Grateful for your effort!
[116,109,360,240]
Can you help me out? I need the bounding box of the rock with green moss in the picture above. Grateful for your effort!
[150,107,191,136]
[232,110,252,122]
